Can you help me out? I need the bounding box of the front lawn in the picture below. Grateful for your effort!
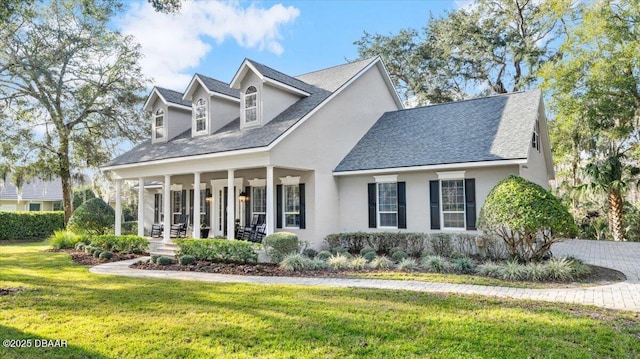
[1,242,638,358]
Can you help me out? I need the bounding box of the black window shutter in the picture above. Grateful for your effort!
[205,188,211,225]
[397,182,407,229]
[244,186,251,227]
[368,183,377,228]
[181,190,187,217]
[299,183,305,229]
[465,178,477,230]
[189,189,194,223]
[429,180,440,230]
[276,184,283,229]
[154,193,160,223]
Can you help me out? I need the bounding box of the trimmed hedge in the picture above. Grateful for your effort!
[89,234,149,254]
[0,211,64,240]
[175,238,258,264]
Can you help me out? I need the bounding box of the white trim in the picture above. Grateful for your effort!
[279,176,300,185]
[144,88,191,112]
[266,57,388,150]
[373,175,397,183]
[101,147,268,171]
[282,183,300,229]
[183,75,241,103]
[211,92,241,103]
[193,97,208,136]
[440,178,466,230]
[27,201,43,211]
[333,159,527,176]
[437,171,466,180]
[376,58,405,109]
[248,178,266,186]
[230,60,264,89]
[376,182,398,229]
[263,77,310,97]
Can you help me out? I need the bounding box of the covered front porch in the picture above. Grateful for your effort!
[112,164,310,244]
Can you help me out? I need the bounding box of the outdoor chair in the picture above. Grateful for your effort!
[238,214,265,242]
[170,214,189,238]
[150,223,163,237]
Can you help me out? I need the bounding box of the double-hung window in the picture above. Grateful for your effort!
[252,186,266,217]
[154,109,165,140]
[283,184,300,228]
[194,98,207,134]
[172,191,182,224]
[245,86,257,124]
[377,182,398,227]
[441,179,465,229]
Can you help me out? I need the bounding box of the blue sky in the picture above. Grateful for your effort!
[116,1,464,91]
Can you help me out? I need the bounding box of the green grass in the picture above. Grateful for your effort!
[1,242,639,358]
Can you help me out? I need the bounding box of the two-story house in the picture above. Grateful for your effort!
[101,57,554,249]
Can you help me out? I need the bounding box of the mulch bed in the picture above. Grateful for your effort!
[128,259,627,284]
[50,248,143,266]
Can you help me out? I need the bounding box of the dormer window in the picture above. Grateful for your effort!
[154,109,165,140]
[245,86,257,124]
[194,98,207,134]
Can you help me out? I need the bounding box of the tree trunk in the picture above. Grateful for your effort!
[58,137,74,225]
[608,191,625,241]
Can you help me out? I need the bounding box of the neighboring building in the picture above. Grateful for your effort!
[0,178,63,211]
[101,57,554,248]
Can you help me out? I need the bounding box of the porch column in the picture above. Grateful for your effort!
[193,172,201,239]
[227,169,235,240]
[137,177,144,237]
[163,175,171,244]
[266,165,274,235]
[115,179,122,236]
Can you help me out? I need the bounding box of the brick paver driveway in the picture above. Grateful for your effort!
[92,239,640,312]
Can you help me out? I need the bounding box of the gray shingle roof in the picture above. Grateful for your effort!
[196,74,240,99]
[296,57,377,92]
[335,90,542,173]
[0,178,63,201]
[105,58,376,167]
[246,59,319,94]
[156,87,191,107]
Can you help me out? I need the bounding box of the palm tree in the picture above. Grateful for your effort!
[582,151,639,241]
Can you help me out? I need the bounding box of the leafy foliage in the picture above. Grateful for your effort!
[48,230,82,249]
[175,239,258,264]
[478,176,577,262]
[355,0,571,104]
[0,0,150,223]
[89,234,148,254]
[262,232,299,263]
[72,187,97,210]
[178,255,196,265]
[67,198,114,235]
[0,211,64,240]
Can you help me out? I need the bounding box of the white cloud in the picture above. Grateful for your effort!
[118,1,300,89]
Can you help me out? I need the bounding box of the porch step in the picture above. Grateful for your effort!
[150,243,178,257]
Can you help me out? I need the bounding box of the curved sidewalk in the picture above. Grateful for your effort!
[90,239,640,312]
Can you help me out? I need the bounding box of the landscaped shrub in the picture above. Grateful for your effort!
[307,258,329,270]
[156,256,175,266]
[451,257,475,274]
[75,242,86,250]
[89,235,148,254]
[349,256,368,270]
[545,257,576,281]
[396,258,420,271]
[476,262,502,278]
[84,246,94,254]
[262,232,299,263]
[478,175,578,262]
[92,249,103,258]
[421,255,450,273]
[521,262,548,281]
[325,232,430,256]
[430,233,454,257]
[279,253,310,271]
[368,256,393,270]
[178,255,196,265]
[316,250,332,261]
[67,198,114,235]
[121,221,138,235]
[302,248,317,258]
[500,260,526,280]
[48,230,81,249]
[150,255,160,264]
[362,251,377,261]
[0,211,64,240]
[327,253,350,270]
[334,246,349,255]
[175,238,258,263]
[391,250,408,263]
[99,251,113,260]
[359,247,376,256]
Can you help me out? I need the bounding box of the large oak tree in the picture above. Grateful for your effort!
[0,0,150,223]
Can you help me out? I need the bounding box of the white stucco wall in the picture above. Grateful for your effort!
[262,83,301,124]
[150,98,191,142]
[519,103,553,188]
[337,166,520,234]
[270,63,402,248]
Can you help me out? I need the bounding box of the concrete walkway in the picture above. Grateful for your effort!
[90,239,640,312]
